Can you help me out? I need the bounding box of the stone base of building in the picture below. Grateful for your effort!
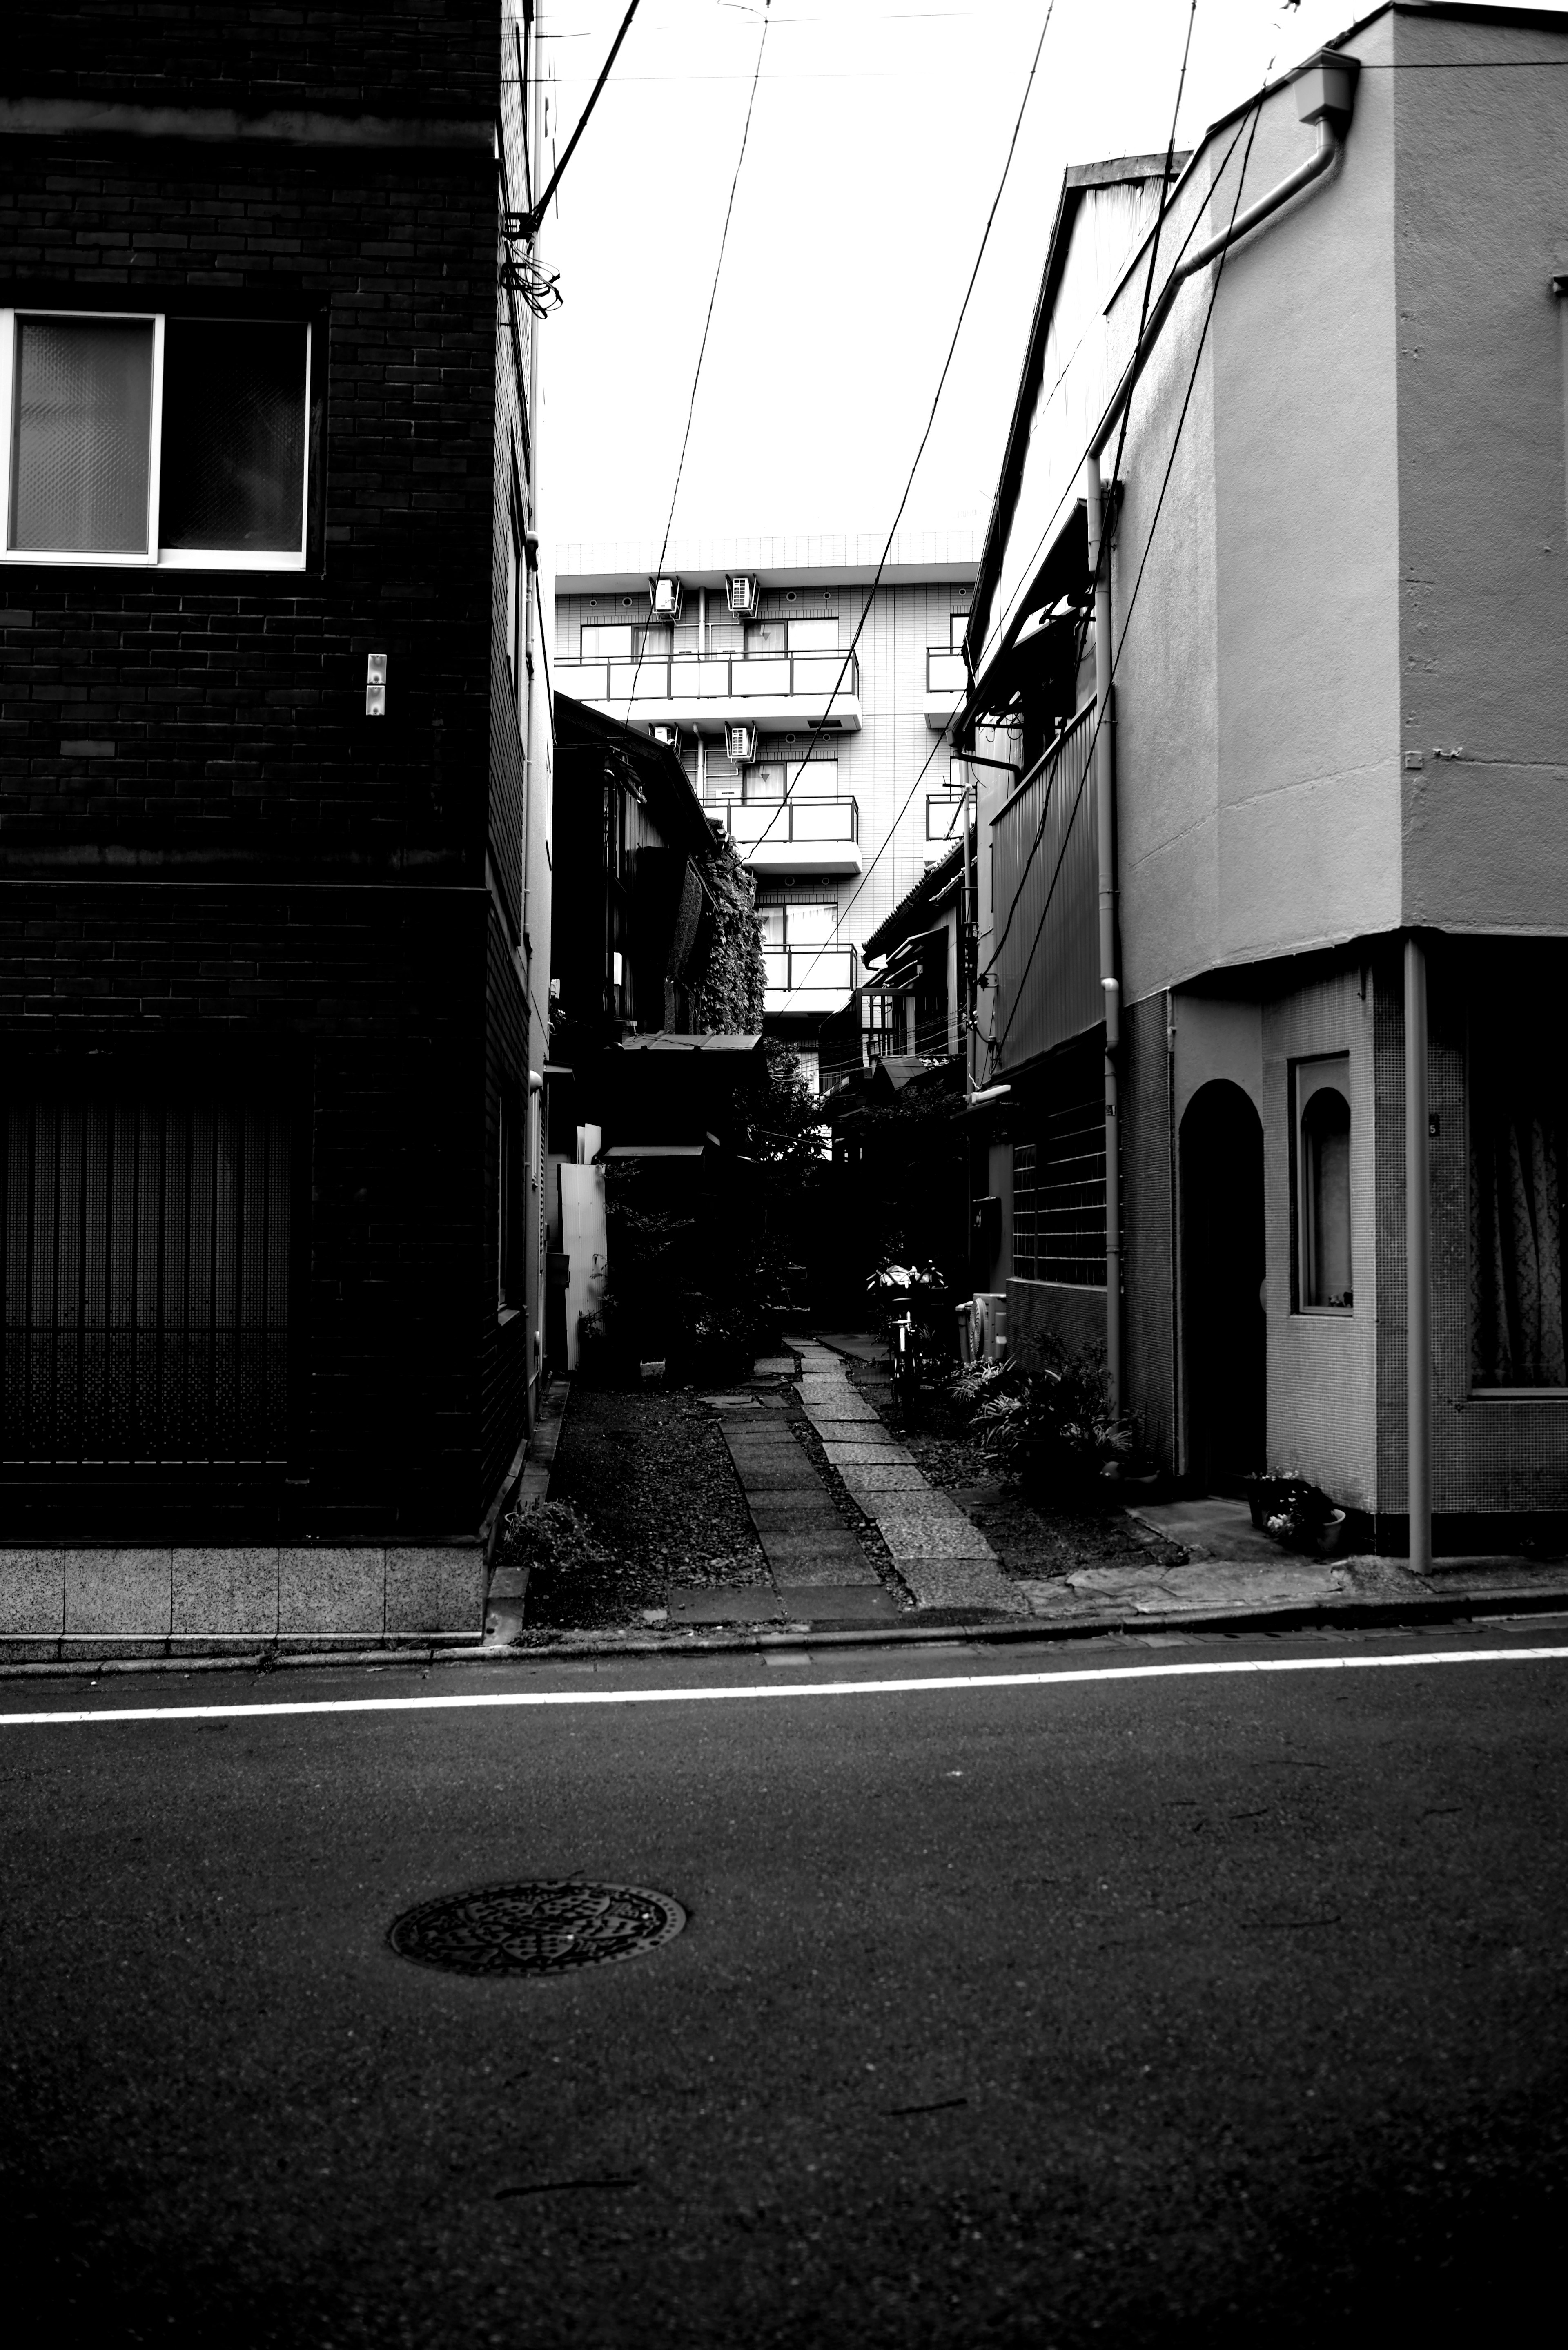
[0,1543,486,1657]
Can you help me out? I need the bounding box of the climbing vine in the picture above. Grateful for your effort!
[691,832,766,1032]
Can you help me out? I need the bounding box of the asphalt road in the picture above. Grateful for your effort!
[2,1625,1566,2348]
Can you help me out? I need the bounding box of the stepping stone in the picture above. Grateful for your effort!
[746,1495,846,1533]
[798,1396,882,1424]
[899,1557,1030,1613]
[873,1516,995,1559]
[758,1530,878,1580]
[751,1355,799,1377]
[666,1589,785,1623]
[701,1393,760,1410]
[774,1585,901,1621]
[730,1463,823,1496]
[820,1440,909,1466]
[835,1463,929,1494]
[855,1485,965,1520]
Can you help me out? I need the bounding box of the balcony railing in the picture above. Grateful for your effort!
[717,797,859,849]
[926,647,968,694]
[763,946,858,995]
[556,649,860,707]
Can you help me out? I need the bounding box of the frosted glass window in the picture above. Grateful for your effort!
[581,624,634,659]
[787,759,838,797]
[745,763,785,802]
[159,321,306,551]
[10,317,153,553]
[757,906,786,947]
[786,903,837,947]
[1298,1057,1352,1310]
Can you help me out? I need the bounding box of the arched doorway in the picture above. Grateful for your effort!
[1180,1080,1266,1491]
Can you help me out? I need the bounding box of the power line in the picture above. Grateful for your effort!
[984,0,1204,987]
[616,2,771,726]
[989,90,1271,1072]
[751,0,1058,983]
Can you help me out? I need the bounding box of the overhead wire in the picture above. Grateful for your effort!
[617,1,771,725]
[988,84,1272,1073]
[983,0,1201,989]
[754,0,1058,992]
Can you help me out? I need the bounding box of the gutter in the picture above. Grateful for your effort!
[1083,46,1360,1416]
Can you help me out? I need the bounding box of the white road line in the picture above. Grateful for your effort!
[0,1646,1565,1728]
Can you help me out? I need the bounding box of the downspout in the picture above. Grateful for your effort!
[1405,934,1432,1571]
[1085,451,1123,1414]
[1081,46,1359,1426]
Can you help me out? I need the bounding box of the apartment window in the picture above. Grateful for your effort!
[1296,1056,1352,1311]
[787,758,838,798]
[745,762,785,802]
[2,311,309,566]
[927,788,967,842]
[581,622,633,659]
[787,616,838,653]
[948,609,971,652]
[1012,1087,1106,1286]
[1472,1026,1566,1387]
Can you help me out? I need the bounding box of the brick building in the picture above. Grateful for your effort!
[0,3,553,1649]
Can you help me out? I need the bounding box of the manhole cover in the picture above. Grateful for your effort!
[388,1880,686,1978]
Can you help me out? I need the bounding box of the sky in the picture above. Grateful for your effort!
[535,0,1407,553]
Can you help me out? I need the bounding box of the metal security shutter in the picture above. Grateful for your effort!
[1,1092,292,1467]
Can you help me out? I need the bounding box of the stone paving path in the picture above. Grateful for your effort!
[787,1338,1027,1616]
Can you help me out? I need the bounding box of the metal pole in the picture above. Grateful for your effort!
[1086,453,1122,1414]
[1405,932,1432,1571]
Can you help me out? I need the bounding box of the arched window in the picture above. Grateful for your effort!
[1298,1059,1352,1310]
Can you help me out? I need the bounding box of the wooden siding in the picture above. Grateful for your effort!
[991,702,1100,1073]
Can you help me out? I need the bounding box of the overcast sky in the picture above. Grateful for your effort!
[538,0,1564,553]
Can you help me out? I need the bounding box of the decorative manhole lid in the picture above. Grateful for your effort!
[388,1880,687,1978]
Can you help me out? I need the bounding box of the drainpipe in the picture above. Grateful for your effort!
[1405,933,1432,1572]
[1086,453,1123,1416]
[1077,47,1359,1426]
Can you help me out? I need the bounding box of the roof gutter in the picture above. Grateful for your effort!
[1086,50,1359,468]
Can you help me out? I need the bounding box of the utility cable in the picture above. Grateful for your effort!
[618,1,771,727]
[984,0,1202,985]
[988,89,1269,1072]
[753,0,1057,984]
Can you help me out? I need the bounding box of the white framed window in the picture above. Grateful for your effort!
[948,608,971,651]
[927,787,967,841]
[0,309,310,569]
[1296,1055,1352,1311]
[787,758,838,798]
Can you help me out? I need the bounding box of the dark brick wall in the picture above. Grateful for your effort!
[0,883,490,1542]
[7,2,497,120]
[0,7,539,1544]
[0,145,495,871]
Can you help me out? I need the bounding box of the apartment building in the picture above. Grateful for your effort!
[554,534,978,1086]
[0,2,552,1650]
[959,3,1568,1556]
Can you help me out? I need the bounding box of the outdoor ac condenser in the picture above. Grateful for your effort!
[725,722,759,767]
[648,575,683,622]
[726,573,759,618]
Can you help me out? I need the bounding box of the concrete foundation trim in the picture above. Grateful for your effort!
[1,1542,486,1648]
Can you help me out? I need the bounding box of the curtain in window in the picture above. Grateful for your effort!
[1472,1049,1567,1387]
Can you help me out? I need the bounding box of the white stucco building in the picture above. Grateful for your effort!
[553,533,978,1081]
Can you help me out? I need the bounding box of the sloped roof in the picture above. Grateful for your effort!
[863,841,964,964]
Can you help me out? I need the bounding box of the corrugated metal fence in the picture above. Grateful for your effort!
[1,1093,292,1467]
[990,703,1100,1073]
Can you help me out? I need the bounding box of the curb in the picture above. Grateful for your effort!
[4,1583,1567,1680]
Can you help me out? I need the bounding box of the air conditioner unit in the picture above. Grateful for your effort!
[725,722,759,767]
[726,573,760,618]
[650,724,681,749]
[648,575,684,622]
